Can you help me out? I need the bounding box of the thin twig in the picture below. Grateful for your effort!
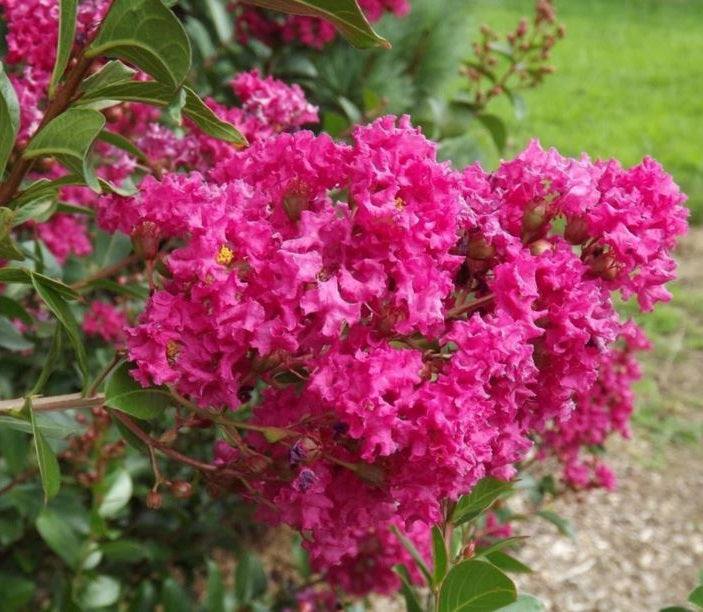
[0,393,105,414]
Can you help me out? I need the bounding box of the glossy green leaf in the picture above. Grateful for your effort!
[49,0,78,96]
[31,275,88,382]
[97,129,148,162]
[392,564,424,612]
[100,539,152,562]
[161,577,191,612]
[80,60,137,95]
[0,208,24,260]
[391,524,432,585]
[12,197,58,226]
[87,0,191,88]
[97,468,133,517]
[0,62,20,177]
[475,536,528,559]
[0,572,35,611]
[432,525,448,586]
[235,553,268,605]
[243,0,389,49]
[497,593,544,611]
[476,113,507,153]
[105,361,172,420]
[453,477,513,526]
[184,86,247,145]
[29,400,62,503]
[689,586,703,607]
[206,560,226,612]
[37,506,84,568]
[438,559,517,612]
[80,81,246,145]
[537,510,574,538]
[0,317,33,351]
[485,551,533,574]
[75,575,121,609]
[23,108,105,192]
[31,271,79,300]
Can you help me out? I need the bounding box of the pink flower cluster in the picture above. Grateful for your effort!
[82,300,128,344]
[231,0,410,49]
[101,116,687,594]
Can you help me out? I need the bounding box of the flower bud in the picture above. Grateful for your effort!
[289,437,321,466]
[146,490,163,509]
[462,541,476,559]
[564,216,589,245]
[467,237,495,260]
[282,179,310,222]
[523,201,549,234]
[591,252,619,281]
[529,238,553,256]
[131,221,160,261]
[170,480,193,499]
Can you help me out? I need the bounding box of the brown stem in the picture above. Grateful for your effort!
[446,294,495,319]
[0,469,38,497]
[109,409,218,474]
[86,353,122,397]
[0,393,105,414]
[70,254,140,290]
[0,53,95,206]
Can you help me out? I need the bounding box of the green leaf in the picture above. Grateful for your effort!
[432,525,448,587]
[75,575,120,609]
[183,87,247,145]
[204,0,233,43]
[0,572,35,611]
[0,412,85,440]
[36,506,83,568]
[497,593,544,611]
[235,553,268,605]
[100,539,152,562]
[537,510,574,538]
[31,271,79,300]
[689,586,703,608]
[85,278,149,299]
[29,399,61,503]
[243,0,389,49]
[485,551,533,574]
[23,108,105,192]
[49,0,78,97]
[80,82,247,145]
[86,0,191,88]
[11,174,83,209]
[476,113,507,153]
[97,467,133,518]
[31,275,88,383]
[30,324,63,396]
[0,62,20,177]
[97,129,148,162]
[0,317,33,351]
[161,577,191,612]
[391,525,432,586]
[475,536,528,559]
[105,361,172,420]
[12,197,58,226]
[206,560,225,612]
[0,208,25,260]
[392,564,424,612]
[0,426,29,475]
[0,295,32,324]
[80,60,137,96]
[438,559,517,612]
[453,477,513,526]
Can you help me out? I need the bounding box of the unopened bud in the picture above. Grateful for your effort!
[462,541,476,559]
[529,238,553,256]
[146,490,163,509]
[289,437,321,466]
[282,179,310,222]
[591,253,619,281]
[131,221,160,260]
[170,480,193,499]
[564,217,589,245]
[523,201,549,234]
[467,237,495,260]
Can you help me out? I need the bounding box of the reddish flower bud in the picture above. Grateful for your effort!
[131,221,160,260]
[170,480,193,499]
[529,238,553,256]
[146,490,163,509]
[282,179,310,222]
[467,237,495,260]
[523,201,549,234]
[564,216,589,245]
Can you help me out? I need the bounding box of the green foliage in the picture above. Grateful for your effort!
[0,62,19,177]
[438,560,517,612]
[49,0,78,96]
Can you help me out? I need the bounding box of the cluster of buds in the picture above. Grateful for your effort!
[60,407,126,487]
[461,0,565,111]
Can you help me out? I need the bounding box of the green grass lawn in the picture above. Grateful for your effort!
[467,0,703,223]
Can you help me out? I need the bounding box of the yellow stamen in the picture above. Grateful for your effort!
[166,340,181,365]
[395,197,405,210]
[216,245,234,266]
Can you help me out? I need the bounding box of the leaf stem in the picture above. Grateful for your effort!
[0,393,105,414]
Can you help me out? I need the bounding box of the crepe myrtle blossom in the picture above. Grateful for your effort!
[97,115,687,594]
